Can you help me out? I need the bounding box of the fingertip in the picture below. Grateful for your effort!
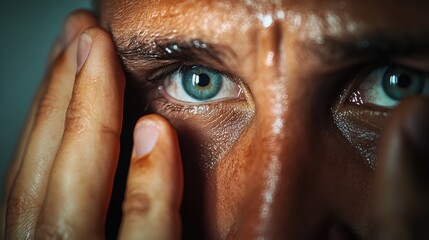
[49,10,98,71]
[133,114,181,166]
[401,96,429,158]
[376,96,429,240]
[379,96,429,157]
[135,114,179,141]
[62,9,98,47]
[122,114,183,239]
[134,120,160,159]
[75,27,124,84]
[132,114,183,200]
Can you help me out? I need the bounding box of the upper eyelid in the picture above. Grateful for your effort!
[147,63,242,86]
[346,63,429,107]
[115,33,429,94]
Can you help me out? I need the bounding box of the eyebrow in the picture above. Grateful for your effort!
[115,32,429,76]
[116,35,236,72]
[304,34,429,65]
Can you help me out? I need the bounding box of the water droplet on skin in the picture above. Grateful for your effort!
[265,51,275,67]
[257,13,274,28]
[276,10,285,19]
[346,20,358,34]
[172,44,180,51]
[316,36,325,45]
[287,11,302,32]
[326,11,342,36]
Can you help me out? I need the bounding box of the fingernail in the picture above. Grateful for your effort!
[76,32,92,73]
[134,120,160,158]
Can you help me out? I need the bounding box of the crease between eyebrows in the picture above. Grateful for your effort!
[113,30,429,73]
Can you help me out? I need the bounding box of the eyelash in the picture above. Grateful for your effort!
[143,63,245,114]
[143,57,428,118]
[147,63,236,83]
[345,61,428,107]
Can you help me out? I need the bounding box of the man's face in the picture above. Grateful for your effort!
[99,0,429,238]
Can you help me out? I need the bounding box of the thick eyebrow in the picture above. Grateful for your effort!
[115,32,429,76]
[115,35,236,72]
[304,34,429,66]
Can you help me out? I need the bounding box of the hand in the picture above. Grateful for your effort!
[375,96,429,240]
[1,10,183,239]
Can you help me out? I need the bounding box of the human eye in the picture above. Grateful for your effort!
[347,65,429,108]
[160,65,243,103]
[334,63,429,167]
[142,63,253,167]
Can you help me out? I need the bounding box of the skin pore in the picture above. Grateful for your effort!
[2,0,428,239]
[96,0,429,239]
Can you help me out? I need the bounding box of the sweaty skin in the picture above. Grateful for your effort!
[2,0,429,239]
[98,0,429,239]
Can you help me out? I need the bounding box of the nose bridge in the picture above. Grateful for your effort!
[230,21,320,239]
[231,108,316,239]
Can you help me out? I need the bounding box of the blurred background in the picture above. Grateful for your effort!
[0,0,92,196]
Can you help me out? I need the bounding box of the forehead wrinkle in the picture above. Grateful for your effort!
[104,0,429,74]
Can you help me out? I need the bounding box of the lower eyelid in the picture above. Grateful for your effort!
[157,85,247,109]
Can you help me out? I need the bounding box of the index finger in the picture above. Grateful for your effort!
[375,96,429,240]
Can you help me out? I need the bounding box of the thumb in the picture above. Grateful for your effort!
[119,114,184,240]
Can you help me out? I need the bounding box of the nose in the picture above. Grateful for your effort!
[223,22,329,238]
[222,22,368,239]
[226,49,361,240]
[227,100,328,239]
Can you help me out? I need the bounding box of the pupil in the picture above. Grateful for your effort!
[396,74,412,89]
[196,73,210,87]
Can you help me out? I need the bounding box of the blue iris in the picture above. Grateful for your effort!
[382,66,425,100]
[181,66,223,101]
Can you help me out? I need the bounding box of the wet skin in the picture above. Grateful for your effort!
[97,0,429,239]
[3,0,429,239]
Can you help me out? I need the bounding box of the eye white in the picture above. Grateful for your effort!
[163,67,242,103]
[354,66,429,108]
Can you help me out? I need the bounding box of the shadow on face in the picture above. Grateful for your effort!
[100,0,429,239]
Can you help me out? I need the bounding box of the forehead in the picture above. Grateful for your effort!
[100,0,428,33]
[100,0,429,81]
[100,0,429,50]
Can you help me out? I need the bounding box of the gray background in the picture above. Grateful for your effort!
[0,1,92,195]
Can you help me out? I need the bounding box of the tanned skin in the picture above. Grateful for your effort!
[2,1,429,239]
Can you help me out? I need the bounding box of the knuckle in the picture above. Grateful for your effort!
[64,97,92,135]
[123,191,152,217]
[7,193,39,219]
[64,98,120,139]
[35,92,62,123]
[98,121,121,140]
[6,193,39,236]
[5,221,35,240]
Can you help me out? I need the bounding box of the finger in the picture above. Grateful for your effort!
[36,27,125,239]
[119,115,183,240]
[3,10,97,239]
[375,96,429,240]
